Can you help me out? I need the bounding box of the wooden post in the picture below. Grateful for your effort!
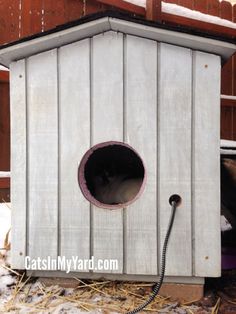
[221,1,233,97]
[146,0,162,22]
[97,0,145,16]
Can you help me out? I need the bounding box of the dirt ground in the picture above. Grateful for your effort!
[202,270,236,314]
[1,243,236,313]
[1,266,236,313]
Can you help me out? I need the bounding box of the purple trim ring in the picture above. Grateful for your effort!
[78,141,146,209]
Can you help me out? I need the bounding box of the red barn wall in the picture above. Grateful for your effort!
[0,71,10,202]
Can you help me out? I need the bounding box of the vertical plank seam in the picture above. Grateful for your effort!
[25,58,29,259]
[232,107,234,139]
[231,3,234,98]
[191,51,196,277]
[89,37,94,267]
[57,48,61,265]
[217,57,222,271]
[157,42,161,275]
[9,65,13,259]
[232,52,234,97]
[233,55,235,100]
[123,33,127,275]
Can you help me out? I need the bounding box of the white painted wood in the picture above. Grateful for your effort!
[125,35,158,275]
[0,17,235,67]
[59,39,90,268]
[27,50,58,262]
[8,24,224,280]
[193,52,221,277]
[10,60,27,269]
[30,269,205,284]
[159,43,192,276]
[92,31,123,273]
[0,18,111,67]
[110,19,236,62]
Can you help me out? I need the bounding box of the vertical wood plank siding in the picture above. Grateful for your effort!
[193,52,221,276]
[10,32,221,277]
[27,50,58,261]
[59,40,90,268]
[125,35,158,275]
[10,60,27,268]
[92,32,124,273]
[159,43,192,276]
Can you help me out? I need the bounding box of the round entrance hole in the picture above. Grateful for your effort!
[78,141,146,209]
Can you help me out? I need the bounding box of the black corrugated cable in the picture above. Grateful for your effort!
[126,200,178,314]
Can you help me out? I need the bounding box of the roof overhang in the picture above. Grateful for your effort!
[0,12,235,67]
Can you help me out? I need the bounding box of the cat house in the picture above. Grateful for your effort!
[0,11,236,285]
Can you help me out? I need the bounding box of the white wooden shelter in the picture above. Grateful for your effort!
[0,11,236,284]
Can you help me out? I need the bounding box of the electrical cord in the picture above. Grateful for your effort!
[126,201,178,314]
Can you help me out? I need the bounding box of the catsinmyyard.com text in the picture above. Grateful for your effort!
[25,256,119,273]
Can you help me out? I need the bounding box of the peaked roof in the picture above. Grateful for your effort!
[0,11,235,67]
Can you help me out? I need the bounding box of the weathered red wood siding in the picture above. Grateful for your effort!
[218,1,236,140]
[0,0,111,44]
[0,71,10,202]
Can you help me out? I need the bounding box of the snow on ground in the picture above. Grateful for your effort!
[0,202,11,250]
[0,249,211,314]
[0,266,115,313]
[0,203,13,306]
[0,269,210,314]
[0,203,219,313]
[221,215,233,232]
[0,277,106,313]
[125,1,236,29]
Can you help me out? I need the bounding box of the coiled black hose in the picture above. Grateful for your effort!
[126,201,178,314]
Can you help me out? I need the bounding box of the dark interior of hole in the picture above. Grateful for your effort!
[84,145,144,204]
[221,155,236,269]
[169,194,181,207]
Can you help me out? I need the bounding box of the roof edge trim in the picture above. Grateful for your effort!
[0,18,111,67]
[110,17,236,62]
[0,14,235,67]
